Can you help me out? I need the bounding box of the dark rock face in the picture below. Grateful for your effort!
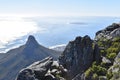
[16,57,53,80]
[59,35,100,80]
[95,23,120,40]
[0,35,60,80]
[72,73,85,80]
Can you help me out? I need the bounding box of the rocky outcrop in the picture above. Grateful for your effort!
[16,57,67,80]
[95,23,120,40]
[16,57,53,80]
[59,35,101,80]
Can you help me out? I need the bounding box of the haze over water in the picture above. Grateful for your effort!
[0,16,120,53]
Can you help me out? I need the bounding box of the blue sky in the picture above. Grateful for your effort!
[0,0,120,17]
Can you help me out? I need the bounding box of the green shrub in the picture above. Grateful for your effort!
[100,50,106,56]
[112,42,120,48]
[113,37,120,42]
[107,48,118,54]
[92,64,107,76]
[106,71,113,80]
[92,73,98,80]
[113,64,119,68]
[85,68,93,77]
[100,62,106,67]
[107,53,116,60]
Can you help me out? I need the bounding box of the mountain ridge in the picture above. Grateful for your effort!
[0,35,60,80]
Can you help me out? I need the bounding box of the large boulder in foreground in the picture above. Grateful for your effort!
[16,57,53,80]
[16,57,67,80]
[59,35,101,80]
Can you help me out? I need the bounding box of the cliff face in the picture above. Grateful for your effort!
[59,35,100,80]
[95,23,120,40]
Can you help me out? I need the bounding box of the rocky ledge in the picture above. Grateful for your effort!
[95,23,120,40]
[16,57,67,80]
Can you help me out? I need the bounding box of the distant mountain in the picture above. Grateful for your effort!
[49,44,66,52]
[0,35,60,80]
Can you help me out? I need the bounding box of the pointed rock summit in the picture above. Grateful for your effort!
[25,35,39,47]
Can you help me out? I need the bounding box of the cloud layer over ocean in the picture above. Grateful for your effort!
[0,17,43,52]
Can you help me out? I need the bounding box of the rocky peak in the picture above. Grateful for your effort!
[75,35,92,44]
[59,35,100,80]
[105,23,120,31]
[25,35,39,48]
[95,23,120,40]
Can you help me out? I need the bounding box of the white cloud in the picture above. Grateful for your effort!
[0,17,40,48]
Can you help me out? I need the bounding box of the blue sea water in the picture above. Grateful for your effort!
[32,16,120,46]
[1,16,120,52]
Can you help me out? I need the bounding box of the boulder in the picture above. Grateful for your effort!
[95,23,120,40]
[16,57,53,80]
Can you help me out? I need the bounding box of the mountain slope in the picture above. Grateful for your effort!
[0,35,60,80]
[0,54,6,59]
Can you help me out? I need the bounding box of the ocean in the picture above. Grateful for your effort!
[0,16,120,52]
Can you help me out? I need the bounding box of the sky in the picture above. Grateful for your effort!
[0,0,120,17]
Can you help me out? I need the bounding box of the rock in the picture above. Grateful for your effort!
[16,57,67,80]
[93,44,101,62]
[59,35,101,80]
[44,74,55,80]
[25,35,39,47]
[99,76,107,80]
[16,57,53,80]
[107,52,120,80]
[95,23,120,40]
[72,73,84,80]
[15,69,36,80]
[102,57,111,64]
